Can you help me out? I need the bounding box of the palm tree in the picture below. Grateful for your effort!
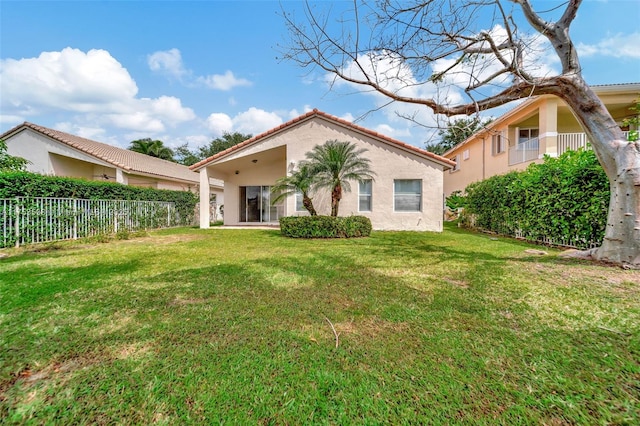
[128,138,174,161]
[305,140,375,217]
[271,162,318,216]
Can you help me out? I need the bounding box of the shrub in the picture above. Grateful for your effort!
[463,149,609,247]
[0,172,198,224]
[280,215,372,238]
[445,190,467,211]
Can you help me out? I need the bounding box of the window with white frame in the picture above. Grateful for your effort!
[462,149,470,160]
[295,190,305,212]
[517,128,539,150]
[394,179,422,212]
[359,179,372,212]
[492,132,506,155]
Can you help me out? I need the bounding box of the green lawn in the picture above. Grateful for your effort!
[1,224,638,424]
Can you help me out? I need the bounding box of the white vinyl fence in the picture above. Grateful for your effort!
[1,197,187,248]
[462,213,601,250]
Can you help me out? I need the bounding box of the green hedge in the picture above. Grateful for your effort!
[0,172,198,224]
[280,215,372,238]
[462,149,609,247]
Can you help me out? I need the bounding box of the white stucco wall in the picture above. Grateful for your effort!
[207,116,446,231]
[5,128,206,193]
[6,129,114,176]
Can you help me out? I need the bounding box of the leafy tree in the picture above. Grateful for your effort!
[174,144,201,166]
[198,132,252,159]
[271,162,318,216]
[173,132,253,166]
[283,0,640,266]
[305,140,375,217]
[0,139,30,172]
[128,138,174,161]
[427,117,493,155]
[622,99,639,142]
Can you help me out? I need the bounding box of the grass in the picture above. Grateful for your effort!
[0,224,638,424]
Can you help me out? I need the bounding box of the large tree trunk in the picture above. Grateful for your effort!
[558,77,640,266]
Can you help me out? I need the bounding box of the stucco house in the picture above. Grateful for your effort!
[443,83,640,197]
[1,122,224,219]
[191,109,455,231]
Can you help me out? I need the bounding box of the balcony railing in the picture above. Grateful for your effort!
[508,138,539,165]
[557,131,630,156]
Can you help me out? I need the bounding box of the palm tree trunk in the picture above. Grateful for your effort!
[303,195,317,216]
[331,185,342,217]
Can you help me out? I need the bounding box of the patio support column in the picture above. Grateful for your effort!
[115,168,128,185]
[199,167,210,229]
[539,98,558,157]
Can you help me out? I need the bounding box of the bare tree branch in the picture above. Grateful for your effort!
[280,0,640,266]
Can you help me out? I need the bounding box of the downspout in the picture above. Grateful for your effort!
[482,137,486,180]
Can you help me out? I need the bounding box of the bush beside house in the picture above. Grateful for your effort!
[280,216,372,238]
[460,149,609,248]
[0,172,198,223]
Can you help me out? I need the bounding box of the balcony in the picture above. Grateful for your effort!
[557,131,630,156]
[508,138,539,166]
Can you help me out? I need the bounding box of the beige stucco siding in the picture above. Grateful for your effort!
[210,116,446,231]
[443,86,640,197]
[7,129,113,176]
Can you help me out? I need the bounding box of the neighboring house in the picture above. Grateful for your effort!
[443,83,640,196]
[0,122,224,220]
[191,109,455,231]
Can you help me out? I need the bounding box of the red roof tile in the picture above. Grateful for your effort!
[190,109,456,170]
[1,122,208,184]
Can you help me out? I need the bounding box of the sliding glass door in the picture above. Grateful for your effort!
[239,186,282,223]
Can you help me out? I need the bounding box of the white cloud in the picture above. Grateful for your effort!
[147,48,190,79]
[197,70,252,91]
[55,122,106,140]
[578,33,640,59]
[0,114,23,124]
[1,47,138,114]
[339,112,355,122]
[205,113,234,136]
[374,123,411,139]
[146,96,195,125]
[148,48,252,91]
[106,112,165,133]
[205,107,284,138]
[234,108,282,134]
[287,105,313,119]
[0,47,195,134]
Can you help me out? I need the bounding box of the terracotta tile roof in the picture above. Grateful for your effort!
[190,109,456,170]
[1,122,211,185]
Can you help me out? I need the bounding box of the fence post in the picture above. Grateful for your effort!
[14,201,20,248]
[73,198,78,240]
[114,202,118,234]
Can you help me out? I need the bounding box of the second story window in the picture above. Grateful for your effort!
[492,132,506,155]
[518,128,539,150]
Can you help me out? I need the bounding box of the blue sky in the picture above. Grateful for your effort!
[1,0,639,151]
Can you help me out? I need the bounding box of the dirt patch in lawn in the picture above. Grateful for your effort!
[123,233,204,246]
[168,297,210,306]
[521,260,640,295]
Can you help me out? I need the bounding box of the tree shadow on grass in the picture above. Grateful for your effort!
[0,259,143,310]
